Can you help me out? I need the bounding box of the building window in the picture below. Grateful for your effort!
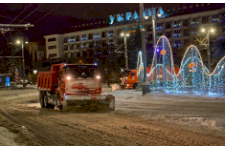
[174,40,181,48]
[77,52,81,58]
[69,36,75,43]
[95,41,101,47]
[183,19,189,27]
[48,45,56,50]
[183,29,190,36]
[108,39,114,45]
[65,53,68,58]
[166,31,171,38]
[63,45,68,51]
[83,51,87,57]
[81,42,87,48]
[173,20,181,28]
[165,22,171,29]
[71,52,75,58]
[81,34,86,41]
[70,44,74,50]
[173,30,181,38]
[48,38,56,42]
[77,43,81,49]
[147,34,152,41]
[156,23,163,31]
[89,41,94,48]
[191,17,199,25]
[184,39,190,44]
[94,33,100,40]
[157,32,162,39]
[49,53,57,58]
[88,34,93,40]
[64,37,68,43]
[202,16,209,24]
[146,24,152,31]
[101,40,107,46]
[76,36,80,41]
[212,15,219,23]
[108,30,113,37]
[102,31,106,38]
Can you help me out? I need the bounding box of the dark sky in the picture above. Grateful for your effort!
[0,3,183,42]
[0,3,222,50]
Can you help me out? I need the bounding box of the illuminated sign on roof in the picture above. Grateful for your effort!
[109,7,164,25]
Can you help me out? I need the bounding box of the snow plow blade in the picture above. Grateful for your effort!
[62,94,115,111]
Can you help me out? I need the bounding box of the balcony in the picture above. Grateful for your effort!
[108,33,113,37]
[174,44,181,48]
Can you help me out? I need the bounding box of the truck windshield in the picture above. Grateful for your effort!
[66,65,98,78]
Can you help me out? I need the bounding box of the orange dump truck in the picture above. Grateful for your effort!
[37,63,115,111]
[121,66,180,89]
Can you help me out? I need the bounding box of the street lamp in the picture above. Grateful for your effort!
[151,7,161,90]
[16,38,28,87]
[120,32,130,70]
[201,27,214,72]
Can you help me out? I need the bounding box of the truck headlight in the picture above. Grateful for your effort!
[96,76,100,79]
[67,76,71,80]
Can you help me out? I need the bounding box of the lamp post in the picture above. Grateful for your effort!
[201,28,214,72]
[140,3,150,94]
[120,32,130,70]
[149,7,162,89]
[16,38,28,87]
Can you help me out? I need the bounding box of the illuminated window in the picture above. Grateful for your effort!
[173,30,181,38]
[191,17,199,25]
[173,20,181,28]
[212,15,219,23]
[69,36,75,43]
[108,30,113,37]
[81,34,86,41]
[156,23,163,31]
[94,33,100,40]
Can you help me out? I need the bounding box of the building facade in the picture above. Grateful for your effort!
[44,5,225,69]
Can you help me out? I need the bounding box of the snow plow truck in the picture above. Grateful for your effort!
[37,61,115,111]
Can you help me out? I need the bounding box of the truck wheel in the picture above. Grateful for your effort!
[133,83,138,89]
[39,91,45,108]
[43,92,51,108]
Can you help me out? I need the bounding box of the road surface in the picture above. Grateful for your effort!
[0,87,225,146]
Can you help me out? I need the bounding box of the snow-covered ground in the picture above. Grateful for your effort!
[1,85,225,133]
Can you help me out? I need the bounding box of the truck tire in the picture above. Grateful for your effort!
[39,91,45,108]
[43,92,53,108]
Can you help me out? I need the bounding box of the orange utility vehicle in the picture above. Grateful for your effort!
[37,62,115,110]
[121,66,180,89]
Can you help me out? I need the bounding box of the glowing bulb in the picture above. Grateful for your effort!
[210,29,214,33]
[145,16,149,19]
[201,29,205,32]
[96,76,100,79]
[157,13,162,17]
[16,40,20,44]
[126,33,130,37]
[120,33,124,37]
[66,76,71,80]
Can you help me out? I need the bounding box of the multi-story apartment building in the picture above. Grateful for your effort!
[44,4,225,69]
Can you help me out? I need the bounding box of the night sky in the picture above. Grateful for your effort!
[0,3,223,52]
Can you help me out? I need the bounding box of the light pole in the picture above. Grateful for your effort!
[140,3,150,94]
[120,32,130,70]
[149,7,162,89]
[16,38,28,87]
[201,28,214,72]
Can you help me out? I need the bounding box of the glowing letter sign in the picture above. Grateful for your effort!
[109,7,164,25]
